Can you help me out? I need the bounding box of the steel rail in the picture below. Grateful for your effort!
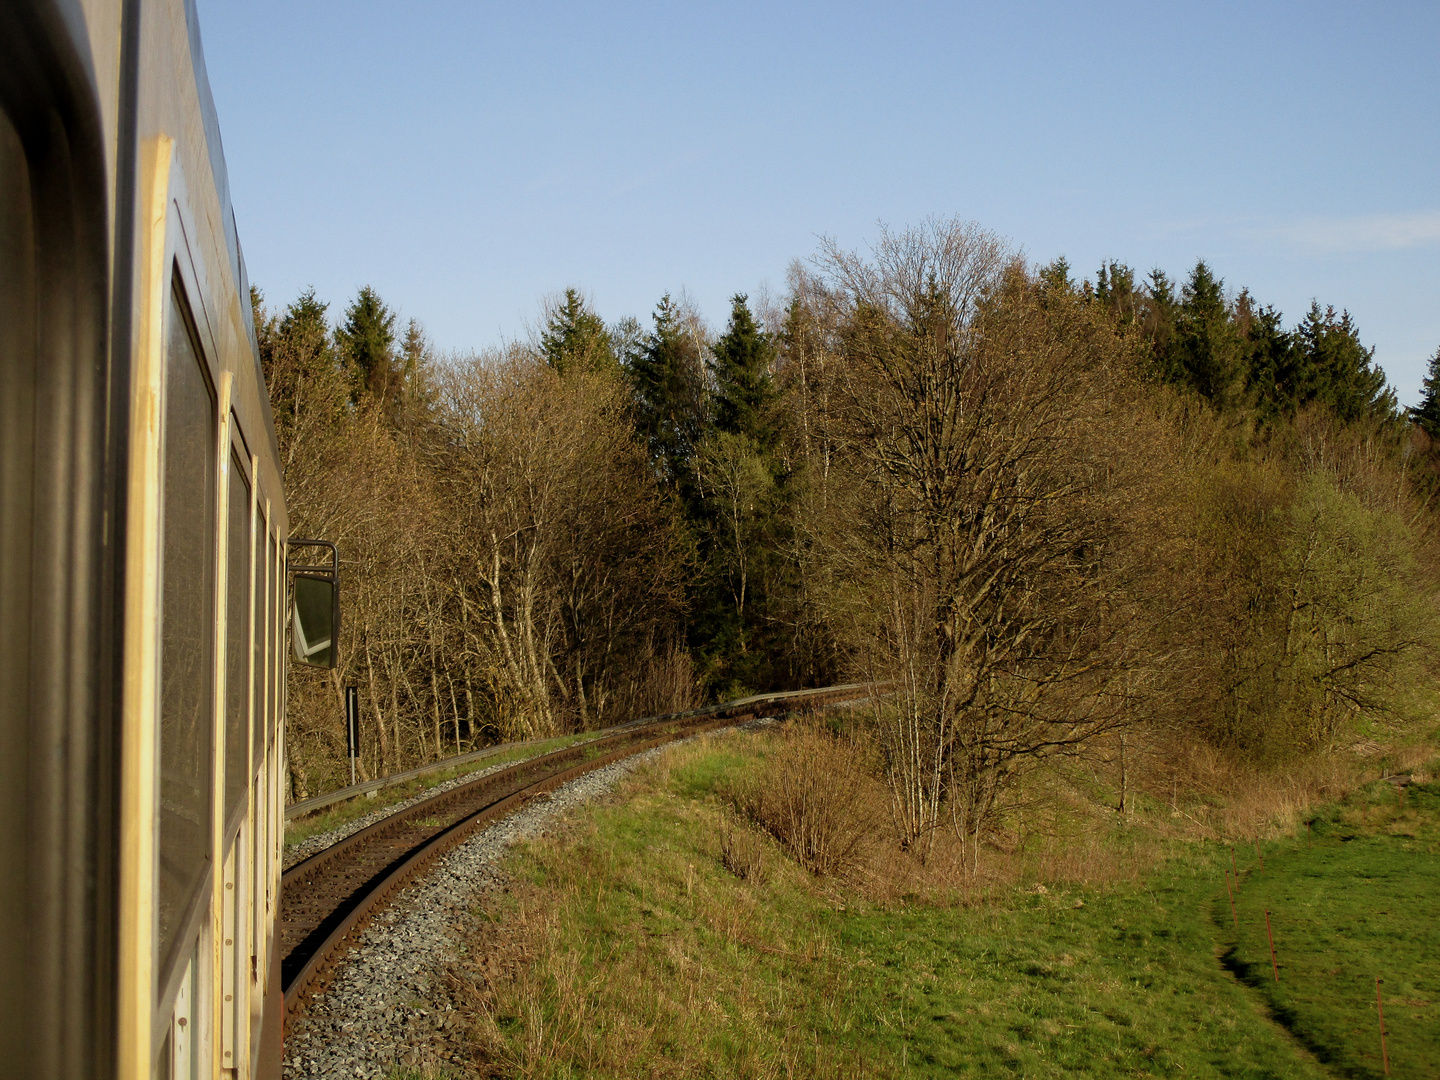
[278,683,876,1021]
[284,683,877,821]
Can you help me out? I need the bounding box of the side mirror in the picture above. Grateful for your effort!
[287,539,339,670]
[292,574,338,668]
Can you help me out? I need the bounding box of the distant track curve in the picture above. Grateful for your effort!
[278,683,879,1022]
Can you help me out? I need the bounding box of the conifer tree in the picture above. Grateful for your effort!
[539,288,618,376]
[391,317,436,432]
[400,318,427,382]
[710,294,779,452]
[627,294,709,491]
[336,285,398,404]
[1170,261,1245,408]
[277,287,332,369]
[1093,261,1140,327]
[252,287,351,477]
[255,286,344,430]
[1411,346,1440,440]
[1242,303,1296,425]
[1291,303,1396,423]
[1038,256,1072,294]
[690,295,795,692]
[1141,268,1177,376]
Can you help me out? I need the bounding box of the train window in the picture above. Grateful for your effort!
[268,530,280,748]
[157,278,217,987]
[253,516,268,765]
[224,451,252,830]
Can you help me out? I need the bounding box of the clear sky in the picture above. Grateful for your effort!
[194,1,1440,402]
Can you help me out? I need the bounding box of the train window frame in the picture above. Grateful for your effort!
[151,163,230,1035]
[250,470,267,771]
[287,539,340,670]
[154,267,219,1011]
[222,439,253,837]
[269,529,282,752]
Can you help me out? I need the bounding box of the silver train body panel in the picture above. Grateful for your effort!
[1,1,290,1076]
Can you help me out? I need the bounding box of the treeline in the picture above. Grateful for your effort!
[263,219,1440,832]
[257,287,692,798]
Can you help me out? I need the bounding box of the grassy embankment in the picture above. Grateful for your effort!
[411,725,1436,1079]
[1223,780,1440,1078]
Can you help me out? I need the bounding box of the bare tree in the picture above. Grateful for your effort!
[800,219,1166,855]
[436,347,689,740]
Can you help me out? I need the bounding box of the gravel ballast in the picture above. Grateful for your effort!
[280,746,667,1079]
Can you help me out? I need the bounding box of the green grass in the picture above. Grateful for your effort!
[284,732,593,849]
[468,743,896,1077]
[1221,778,1440,1079]
[454,737,1440,1078]
[822,872,1327,1078]
[464,738,1358,1079]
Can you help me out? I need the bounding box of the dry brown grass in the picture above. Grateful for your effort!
[1119,727,1425,841]
[718,713,1440,905]
[716,813,767,882]
[703,720,1164,905]
[723,720,884,879]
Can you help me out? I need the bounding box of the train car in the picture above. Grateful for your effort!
[0,1,334,1077]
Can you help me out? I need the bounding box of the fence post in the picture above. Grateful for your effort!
[1376,977,1390,1076]
[1264,910,1279,983]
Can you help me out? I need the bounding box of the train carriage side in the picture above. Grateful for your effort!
[0,1,304,1077]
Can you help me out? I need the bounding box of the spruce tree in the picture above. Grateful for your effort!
[336,285,398,404]
[254,287,349,452]
[1294,303,1395,422]
[710,294,779,452]
[1038,256,1072,294]
[1411,346,1440,439]
[1093,261,1140,327]
[627,294,709,491]
[1242,303,1296,425]
[692,294,794,692]
[540,288,617,376]
[1142,268,1177,378]
[276,287,332,371]
[392,318,435,431]
[1171,261,1245,408]
[400,318,427,382]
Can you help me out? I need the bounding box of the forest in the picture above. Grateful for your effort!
[262,218,1440,850]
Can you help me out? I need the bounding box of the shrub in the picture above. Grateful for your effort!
[728,721,879,877]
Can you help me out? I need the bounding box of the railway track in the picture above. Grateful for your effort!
[278,683,876,1019]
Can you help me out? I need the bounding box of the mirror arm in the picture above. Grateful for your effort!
[286,538,338,579]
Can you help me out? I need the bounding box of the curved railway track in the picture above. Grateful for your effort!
[278,684,876,1021]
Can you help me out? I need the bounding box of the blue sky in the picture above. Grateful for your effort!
[194,1,1439,402]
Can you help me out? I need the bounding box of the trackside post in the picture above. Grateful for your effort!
[345,686,360,787]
